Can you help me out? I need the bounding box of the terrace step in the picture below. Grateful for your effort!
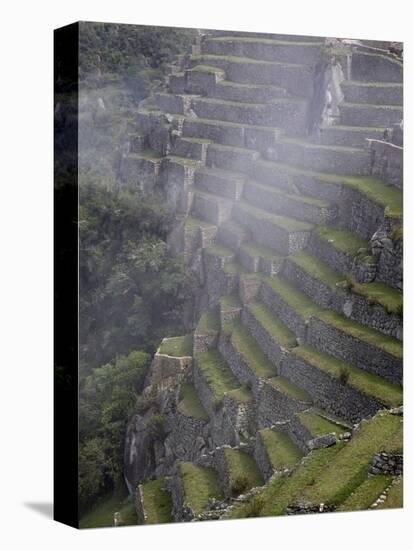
[220,447,264,497]
[219,319,277,389]
[185,64,225,94]
[192,190,234,225]
[243,179,336,224]
[206,142,260,174]
[182,116,282,149]
[274,137,371,176]
[177,383,209,421]
[137,478,173,525]
[307,310,402,384]
[238,242,285,276]
[241,301,297,366]
[189,54,314,97]
[350,52,403,83]
[217,220,249,250]
[154,92,199,115]
[213,80,288,103]
[255,428,303,480]
[317,124,386,148]
[175,462,224,518]
[339,102,403,128]
[290,407,350,452]
[308,225,369,276]
[281,345,403,422]
[171,136,210,162]
[207,30,323,43]
[232,201,313,255]
[119,149,163,184]
[337,474,393,512]
[194,166,245,200]
[341,80,403,106]
[259,274,321,340]
[202,36,322,64]
[191,96,308,133]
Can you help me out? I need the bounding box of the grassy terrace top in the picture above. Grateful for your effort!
[191,53,307,68]
[240,241,283,261]
[248,179,331,208]
[280,136,365,154]
[237,200,313,232]
[183,114,282,131]
[337,474,391,512]
[190,64,225,73]
[288,251,344,290]
[228,443,343,519]
[268,376,312,403]
[255,160,402,217]
[166,155,201,167]
[341,80,403,88]
[263,275,321,320]
[315,309,402,358]
[178,383,209,420]
[259,429,303,470]
[208,36,323,46]
[180,463,223,514]
[292,345,403,408]
[128,149,162,160]
[225,320,277,378]
[140,478,173,525]
[341,101,403,111]
[220,293,242,309]
[195,350,240,404]
[196,308,220,333]
[224,448,264,494]
[314,225,368,254]
[295,411,402,507]
[297,410,347,438]
[158,335,193,357]
[350,280,402,316]
[248,302,297,349]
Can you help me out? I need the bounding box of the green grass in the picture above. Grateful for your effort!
[228,444,343,519]
[248,302,297,349]
[297,410,347,437]
[196,350,240,405]
[208,36,323,46]
[350,280,402,315]
[288,251,344,290]
[220,293,242,309]
[227,387,254,403]
[247,179,330,207]
[238,200,313,232]
[128,149,162,160]
[79,491,137,529]
[224,448,264,495]
[180,463,224,513]
[240,241,283,261]
[377,478,403,509]
[268,376,312,402]
[260,429,303,470]
[337,475,391,512]
[341,80,403,88]
[166,154,201,167]
[140,478,173,525]
[204,243,235,258]
[296,411,402,507]
[190,64,225,73]
[314,225,368,255]
[159,335,193,357]
[341,101,403,111]
[227,320,276,378]
[263,275,321,320]
[197,308,220,333]
[315,309,402,359]
[292,345,403,408]
[281,136,364,153]
[178,383,209,420]
[191,53,306,68]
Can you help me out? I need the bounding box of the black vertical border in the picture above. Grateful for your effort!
[54,22,79,529]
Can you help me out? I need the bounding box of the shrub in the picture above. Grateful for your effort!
[147,414,166,441]
[243,495,265,518]
[230,474,250,497]
[339,366,350,385]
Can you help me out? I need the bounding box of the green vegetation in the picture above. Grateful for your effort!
[315,310,402,359]
[209,36,323,46]
[180,463,224,513]
[227,320,276,378]
[79,350,151,513]
[224,448,264,496]
[238,200,313,232]
[228,444,343,519]
[341,101,403,111]
[191,53,307,68]
[260,429,303,470]
[292,345,403,408]
[196,350,240,406]
[337,475,391,512]
[269,376,312,402]
[190,64,225,73]
[297,410,346,437]
[296,411,402,507]
[248,302,297,349]
[281,136,364,153]
[227,387,254,403]
[197,308,220,333]
[288,251,344,290]
[240,241,284,261]
[159,335,193,356]
[80,491,137,528]
[263,275,321,320]
[314,225,368,255]
[349,280,402,315]
[220,293,242,309]
[140,478,173,524]
[178,383,209,420]
[377,479,403,509]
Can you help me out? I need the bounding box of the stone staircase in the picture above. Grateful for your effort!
[124,30,403,523]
